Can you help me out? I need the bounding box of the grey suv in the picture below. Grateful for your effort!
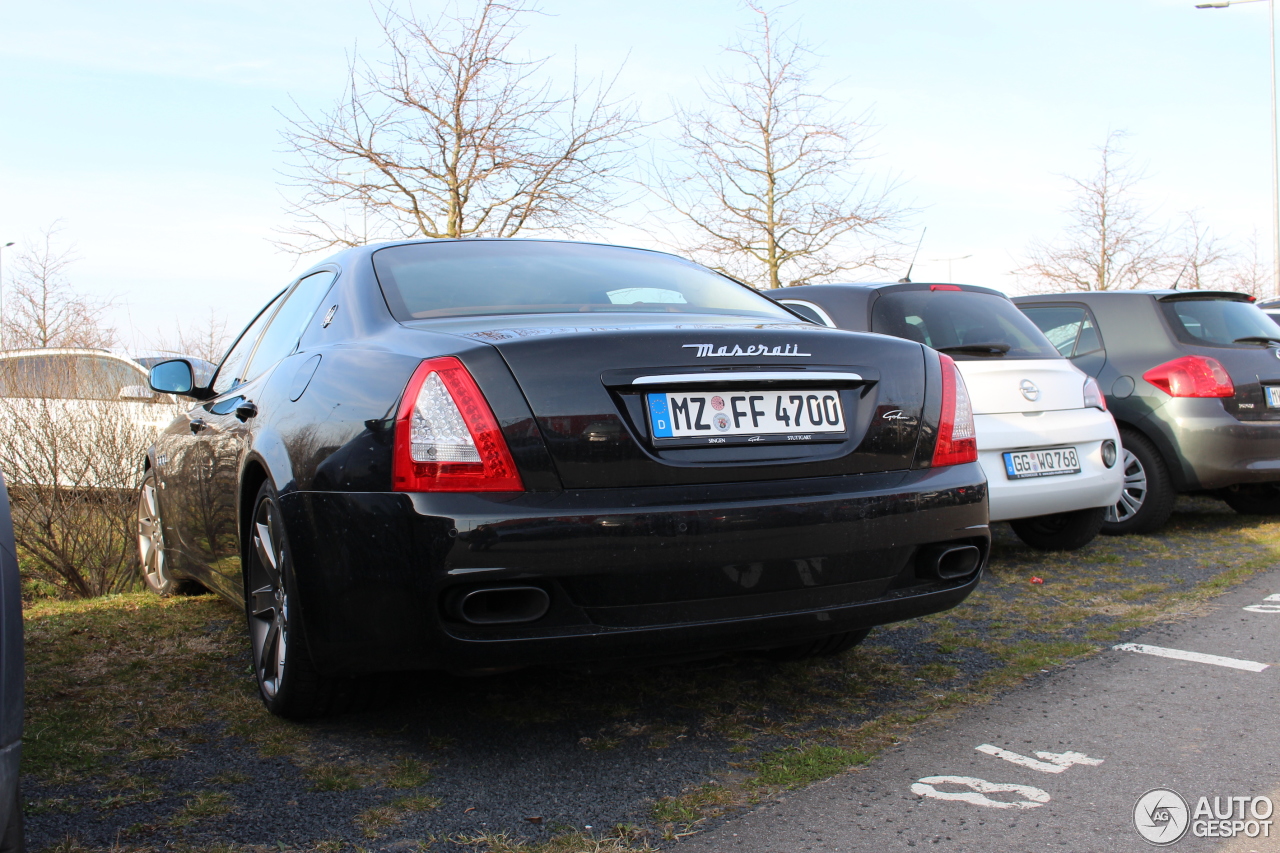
[1014,290,1280,533]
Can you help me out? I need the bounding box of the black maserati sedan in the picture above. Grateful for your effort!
[142,239,989,718]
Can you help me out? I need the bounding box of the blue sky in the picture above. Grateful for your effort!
[0,0,1274,347]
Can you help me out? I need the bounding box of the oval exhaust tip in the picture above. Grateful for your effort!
[933,545,981,580]
[455,585,550,625]
[916,543,982,581]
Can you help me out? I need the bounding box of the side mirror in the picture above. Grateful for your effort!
[148,359,211,399]
[118,384,156,401]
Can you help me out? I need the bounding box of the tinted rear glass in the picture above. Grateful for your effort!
[871,290,1061,359]
[1019,305,1104,358]
[372,241,796,321]
[1160,298,1280,346]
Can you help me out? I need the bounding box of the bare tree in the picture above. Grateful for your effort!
[1014,131,1170,293]
[655,3,905,289]
[1229,229,1273,298]
[0,360,177,598]
[278,0,642,253]
[169,308,232,364]
[1171,210,1232,291]
[3,224,117,350]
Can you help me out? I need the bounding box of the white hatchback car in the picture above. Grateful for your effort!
[778,282,1124,551]
[0,348,185,490]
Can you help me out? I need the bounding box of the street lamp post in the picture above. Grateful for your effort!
[0,241,12,351]
[929,254,974,283]
[1197,0,1280,296]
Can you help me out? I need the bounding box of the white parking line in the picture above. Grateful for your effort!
[1112,643,1270,672]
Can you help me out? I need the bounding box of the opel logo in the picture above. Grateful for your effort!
[1274,348,1280,361]
[1019,379,1040,402]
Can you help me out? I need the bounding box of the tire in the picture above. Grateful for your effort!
[1219,483,1280,515]
[1101,430,1176,536]
[246,482,366,719]
[137,469,201,596]
[757,628,872,662]
[1009,506,1105,552]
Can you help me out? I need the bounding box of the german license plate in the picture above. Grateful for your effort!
[647,390,845,445]
[1003,446,1081,479]
[1266,386,1280,408]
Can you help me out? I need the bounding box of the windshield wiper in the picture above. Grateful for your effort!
[1232,336,1280,345]
[935,342,1012,356]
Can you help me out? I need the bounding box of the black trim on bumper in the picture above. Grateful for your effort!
[280,464,988,675]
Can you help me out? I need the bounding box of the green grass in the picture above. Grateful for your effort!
[19,498,1280,852]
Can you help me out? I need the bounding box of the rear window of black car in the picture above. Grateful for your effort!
[1159,298,1279,347]
[871,290,1061,359]
[372,241,796,321]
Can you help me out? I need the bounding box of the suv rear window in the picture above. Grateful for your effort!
[871,290,1061,359]
[1159,298,1280,347]
[372,241,796,321]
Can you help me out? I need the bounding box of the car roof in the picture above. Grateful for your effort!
[0,347,137,362]
[1013,289,1256,303]
[781,281,1009,298]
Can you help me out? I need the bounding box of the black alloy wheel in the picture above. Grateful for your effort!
[1009,506,1106,552]
[246,482,363,719]
[1101,430,1175,536]
[1219,482,1280,515]
[137,469,200,596]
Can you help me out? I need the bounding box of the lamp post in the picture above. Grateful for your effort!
[929,254,973,283]
[0,241,12,351]
[1197,0,1280,296]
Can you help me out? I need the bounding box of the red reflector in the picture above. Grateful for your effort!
[932,353,978,466]
[930,284,962,291]
[392,357,524,492]
[1142,355,1234,398]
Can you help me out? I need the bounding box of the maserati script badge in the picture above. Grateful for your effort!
[683,343,812,358]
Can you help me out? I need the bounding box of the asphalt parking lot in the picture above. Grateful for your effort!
[678,560,1280,852]
[21,497,1280,852]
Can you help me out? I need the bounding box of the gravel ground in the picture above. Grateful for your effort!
[22,496,1279,852]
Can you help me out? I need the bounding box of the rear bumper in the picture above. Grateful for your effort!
[1139,399,1280,491]
[280,464,989,675]
[976,409,1123,521]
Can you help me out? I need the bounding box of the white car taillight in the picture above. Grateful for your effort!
[392,357,524,492]
[932,354,978,467]
[1083,375,1107,411]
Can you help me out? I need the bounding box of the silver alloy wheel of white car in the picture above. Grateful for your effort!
[137,474,170,592]
[1104,447,1148,524]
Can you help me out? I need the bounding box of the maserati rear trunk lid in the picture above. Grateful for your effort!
[437,317,932,488]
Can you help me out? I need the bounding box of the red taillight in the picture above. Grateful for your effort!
[392,357,524,492]
[1142,356,1234,398]
[932,353,978,466]
[930,284,962,291]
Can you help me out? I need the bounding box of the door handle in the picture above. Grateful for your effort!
[235,400,258,422]
[190,418,208,434]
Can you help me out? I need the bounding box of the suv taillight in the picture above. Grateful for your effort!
[1142,356,1234,398]
[392,357,524,492]
[932,353,978,466]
